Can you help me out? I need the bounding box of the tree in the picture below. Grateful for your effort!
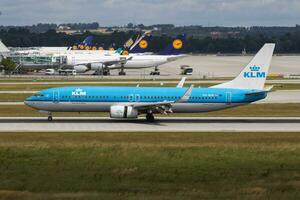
[0,58,16,73]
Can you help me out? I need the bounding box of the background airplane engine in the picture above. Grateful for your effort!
[73,65,89,73]
[90,63,104,70]
[110,105,138,119]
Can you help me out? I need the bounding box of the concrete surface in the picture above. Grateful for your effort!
[0,117,299,132]
[1,55,300,79]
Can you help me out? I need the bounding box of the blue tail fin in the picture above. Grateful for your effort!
[158,34,187,55]
[71,36,94,50]
[129,33,152,54]
[82,36,94,46]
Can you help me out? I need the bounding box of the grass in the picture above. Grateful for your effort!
[0,131,299,199]
[0,103,300,117]
[0,94,29,102]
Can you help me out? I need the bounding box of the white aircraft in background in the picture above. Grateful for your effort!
[65,34,187,75]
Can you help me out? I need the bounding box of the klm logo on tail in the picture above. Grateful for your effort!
[244,65,266,78]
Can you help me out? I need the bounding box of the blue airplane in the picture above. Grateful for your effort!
[25,44,275,122]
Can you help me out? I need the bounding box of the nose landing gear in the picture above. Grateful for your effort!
[47,114,53,121]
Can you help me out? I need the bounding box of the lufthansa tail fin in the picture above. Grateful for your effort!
[211,43,275,90]
[158,34,187,55]
[82,36,94,46]
[128,32,152,54]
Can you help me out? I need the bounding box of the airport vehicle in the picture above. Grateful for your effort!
[58,69,76,76]
[45,69,55,75]
[181,65,193,75]
[25,44,275,122]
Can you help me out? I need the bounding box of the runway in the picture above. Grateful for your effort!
[0,117,300,132]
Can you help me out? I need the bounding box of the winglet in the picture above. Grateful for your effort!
[176,77,187,88]
[177,85,193,103]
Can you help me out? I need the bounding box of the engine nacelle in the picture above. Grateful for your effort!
[110,105,138,119]
[90,63,104,71]
[73,65,89,73]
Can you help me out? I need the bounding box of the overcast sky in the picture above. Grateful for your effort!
[0,0,299,26]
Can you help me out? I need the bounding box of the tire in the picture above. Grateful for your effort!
[146,113,155,122]
[48,116,53,121]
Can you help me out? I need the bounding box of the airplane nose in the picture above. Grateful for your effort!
[24,100,30,106]
[24,100,35,108]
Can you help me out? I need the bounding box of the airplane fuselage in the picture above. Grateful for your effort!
[25,86,266,113]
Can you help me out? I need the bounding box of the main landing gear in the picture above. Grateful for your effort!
[119,62,126,76]
[150,66,160,75]
[146,113,155,122]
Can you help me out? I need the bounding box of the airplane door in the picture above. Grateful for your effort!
[128,94,134,102]
[53,90,59,103]
[135,94,140,102]
[226,92,232,104]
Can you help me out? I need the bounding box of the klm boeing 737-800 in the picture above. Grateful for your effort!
[24,44,275,122]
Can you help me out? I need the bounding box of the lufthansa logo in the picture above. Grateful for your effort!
[139,40,148,49]
[173,39,183,49]
[122,50,129,55]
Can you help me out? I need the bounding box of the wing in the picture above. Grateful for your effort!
[129,85,194,114]
[133,101,174,114]
[78,56,133,68]
[102,56,133,67]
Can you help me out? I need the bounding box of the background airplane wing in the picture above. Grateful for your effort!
[76,57,133,68]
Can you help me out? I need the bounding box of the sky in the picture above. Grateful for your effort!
[0,0,300,26]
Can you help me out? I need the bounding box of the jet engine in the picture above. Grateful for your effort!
[110,105,138,119]
[88,63,104,70]
[73,65,89,73]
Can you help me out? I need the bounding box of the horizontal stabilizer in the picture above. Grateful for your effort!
[245,91,266,96]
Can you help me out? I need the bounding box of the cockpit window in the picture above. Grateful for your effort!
[34,94,44,97]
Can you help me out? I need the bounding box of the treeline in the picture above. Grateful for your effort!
[0,22,99,33]
[1,28,300,53]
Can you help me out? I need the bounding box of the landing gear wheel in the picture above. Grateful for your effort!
[150,66,160,75]
[146,113,155,122]
[150,71,160,75]
[119,71,126,76]
[103,70,110,76]
[48,116,53,121]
